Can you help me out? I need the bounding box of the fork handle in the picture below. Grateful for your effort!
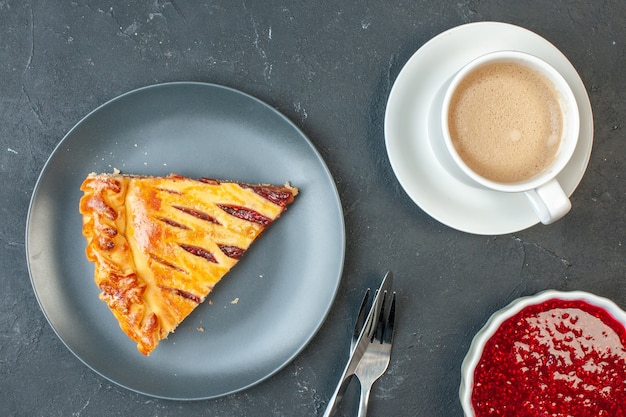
[357,384,371,417]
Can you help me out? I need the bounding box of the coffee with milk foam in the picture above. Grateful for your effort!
[448,62,563,183]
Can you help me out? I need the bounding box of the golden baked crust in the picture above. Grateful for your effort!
[79,173,297,355]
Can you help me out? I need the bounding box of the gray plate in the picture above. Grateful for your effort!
[26,82,345,400]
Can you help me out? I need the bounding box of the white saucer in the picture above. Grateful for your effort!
[384,22,593,235]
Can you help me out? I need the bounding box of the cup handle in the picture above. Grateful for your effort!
[523,179,572,225]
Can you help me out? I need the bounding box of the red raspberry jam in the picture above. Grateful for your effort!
[472,298,626,416]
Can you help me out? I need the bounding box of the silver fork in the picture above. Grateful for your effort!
[353,291,396,417]
[322,273,392,417]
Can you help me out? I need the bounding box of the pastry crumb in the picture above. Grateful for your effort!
[197,327,204,332]
[230,297,239,305]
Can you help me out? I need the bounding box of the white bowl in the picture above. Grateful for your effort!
[459,289,626,416]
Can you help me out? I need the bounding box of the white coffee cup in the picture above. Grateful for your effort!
[428,51,580,225]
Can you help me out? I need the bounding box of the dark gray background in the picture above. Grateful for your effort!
[2,1,624,416]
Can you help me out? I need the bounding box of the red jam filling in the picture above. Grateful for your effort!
[472,298,626,416]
